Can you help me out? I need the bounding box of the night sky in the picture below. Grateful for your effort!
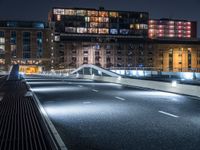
[0,0,199,36]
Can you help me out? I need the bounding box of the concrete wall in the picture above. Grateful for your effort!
[111,69,200,80]
[82,75,200,97]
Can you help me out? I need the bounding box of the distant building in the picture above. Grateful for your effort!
[50,7,149,36]
[146,39,200,72]
[0,20,51,72]
[148,18,197,39]
[48,7,200,72]
[0,8,200,73]
[48,7,149,69]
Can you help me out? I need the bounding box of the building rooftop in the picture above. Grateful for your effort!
[0,20,48,29]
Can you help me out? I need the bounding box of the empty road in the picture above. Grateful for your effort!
[25,75,200,150]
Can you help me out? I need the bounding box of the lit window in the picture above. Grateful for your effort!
[90,22,98,28]
[57,15,61,21]
[64,9,76,15]
[76,10,86,16]
[109,12,118,17]
[0,45,5,53]
[0,59,5,64]
[53,9,64,15]
[120,29,129,35]
[98,28,109,34]
[0,38,5,44]
[88,28,98,34]
[90,17,99,22]
[99,17,109,22]
[187,26,191,29]
[99,11,108,17]
[85,17,90,22]
[77,28,87,33]
[110,29,118,34]
[87,10,98,17]
[149,20,154,23]
[54,35,60,41]
[65,27,76,33]
[186,35,191,38]
[135,24,140,29]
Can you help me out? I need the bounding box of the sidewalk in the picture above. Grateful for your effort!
[0,76,56,150]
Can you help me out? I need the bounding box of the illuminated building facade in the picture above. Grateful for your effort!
[50,7,148,36]
[49,7,149,69]
[147,39,200,72]
[148,19,197,39]
[0,21,51,71]
[48,8,200,72]
[0,8,199,72]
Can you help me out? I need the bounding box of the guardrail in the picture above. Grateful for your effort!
[108,67,200,73]
[81,75,200,98]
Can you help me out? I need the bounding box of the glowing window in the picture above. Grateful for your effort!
[109,12,118,17]
[87,10,98,17]
[99,17,109,22]
[85,17,90,22]
[64,9,76,15]
[110,29,118,34]
[0,45,5,52]
[53,9,64,15]
[90,17,99,22]
[57,15,61,21]
[98,28,109,34]
[77,28,87,33]
[90,22,98,28]
[99,11,108,17]
[120,29,129,35]
[0,59,5,64]
[76,10,86,16]
[88,28,98,34]
[0,38,5,44]
[65,27,76,33]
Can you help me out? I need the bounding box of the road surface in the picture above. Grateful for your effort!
[25,75,200,150]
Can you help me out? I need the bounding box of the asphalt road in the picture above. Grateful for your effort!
[25,75,200,150]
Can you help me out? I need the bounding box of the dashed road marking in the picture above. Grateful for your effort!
[158,111,179,118]
[115,96,126,101]
[92,89,99,92]
[83,101,92,104]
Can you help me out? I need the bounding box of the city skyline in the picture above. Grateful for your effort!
[0,0,199,36]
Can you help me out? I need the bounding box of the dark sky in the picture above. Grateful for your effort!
[0,0,199,36]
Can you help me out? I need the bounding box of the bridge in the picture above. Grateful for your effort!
[0,64,200,150]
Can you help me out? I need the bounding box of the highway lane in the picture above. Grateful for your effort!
[25,75,200,150]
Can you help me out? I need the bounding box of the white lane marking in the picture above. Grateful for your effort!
[158,111,179,118]
[83,101,91,104]
[115,96,126,101]
[92,89,99,92]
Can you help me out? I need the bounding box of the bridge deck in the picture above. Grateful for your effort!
[0,76,55,150]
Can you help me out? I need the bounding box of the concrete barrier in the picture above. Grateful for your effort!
[82,75,200,98]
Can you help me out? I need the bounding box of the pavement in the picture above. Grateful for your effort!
[25,75,200,150]
[0,71,56,150]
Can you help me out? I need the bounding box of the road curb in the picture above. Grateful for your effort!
[26,81,68,150]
